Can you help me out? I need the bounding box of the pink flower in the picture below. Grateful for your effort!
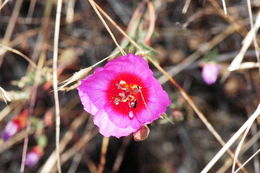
[78,53,170,138]
[25,146,43,167]
[201,63,221,85]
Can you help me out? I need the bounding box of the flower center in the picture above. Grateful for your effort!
[107,73,149,119]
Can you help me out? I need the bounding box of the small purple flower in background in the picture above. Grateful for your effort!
[201,63,221,85]
[2,121,19,141]
[25,146,43,167]
[78,53,170,138]
[2,110,28,141]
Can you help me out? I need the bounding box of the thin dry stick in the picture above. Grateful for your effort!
[92,2,246,171]
[88,0,126,56]
[208,0,248,36]
[26,0,37,22]
[0,0,24,66]
[159,23,237,84]
[40,113,86,173]
[112,136,131,173]
[0,129,34,153]
[53,0,63,172]
[0,86,11,103]
[234,148,260,173]
[97,137,110,173]
[229,12,260,71]
[68,150,84,173]
[221,0,227,14]
[144,1,156,44]
[182,0,191,14]
[201,104,260,173]
[217,130,260,173]
[20,54,45,173]
[66,0,76,24]
[0,0,9,11]
[0,44,38,68]
[231,119,254,172]
[247,1,260,75]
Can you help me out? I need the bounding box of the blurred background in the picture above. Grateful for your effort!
[0,0,259,172]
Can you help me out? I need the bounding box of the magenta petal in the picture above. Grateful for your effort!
[136,77,170,123]
[104,103,141,129]
[78,70,116,109]
[104,53,153,79]
[93,110,138,138]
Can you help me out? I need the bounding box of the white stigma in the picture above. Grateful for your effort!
[129,111,134,119]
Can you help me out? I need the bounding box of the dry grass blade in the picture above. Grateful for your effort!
[112,136,131,173]
[59,51,118,91]
[88,0,126,56]
[234,148,260,173]
[0,86,11,103]
[221,0,228,14]
[66,0,76,24]
[247,0,260,75]
[0,44,38,69]
[158,24,237,84]
[201,104,260,173]
[40,113,86,173]
[0,0,9,11]
[229,12,260,71]
[231,119,254,172]
[216,130,260,173]
[182,0,191,14]
[53,0,63,172]
[97,137,110,173]
[0,0,23,66]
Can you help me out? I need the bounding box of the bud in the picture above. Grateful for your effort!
[133,125,150,141]
[201,63,221,85]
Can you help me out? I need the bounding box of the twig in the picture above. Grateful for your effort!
[216,130,260,173]
[66,0,76,24]
[208,0,247,36]
[39,113,86,173]
[229,12,260,71]
[0,0,24,66]
[0,44,38,69]
[182,0,191,14]
[97,137,110,173]
[0,86,11,103]
[88,0,126,56]
[26,0,37,22]
[234,148,260,173]
[221,0,227,14]
[53,0,63,172]
[231,118,254,172]
[20,53,45,173]
[112,136,131,173]
[246,0,260,75]
[201,104,260,173]
[144,1,156,45]
[158,23,237,84]
[0,0,9,11]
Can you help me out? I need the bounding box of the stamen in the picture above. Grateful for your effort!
[114,97,120,105]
